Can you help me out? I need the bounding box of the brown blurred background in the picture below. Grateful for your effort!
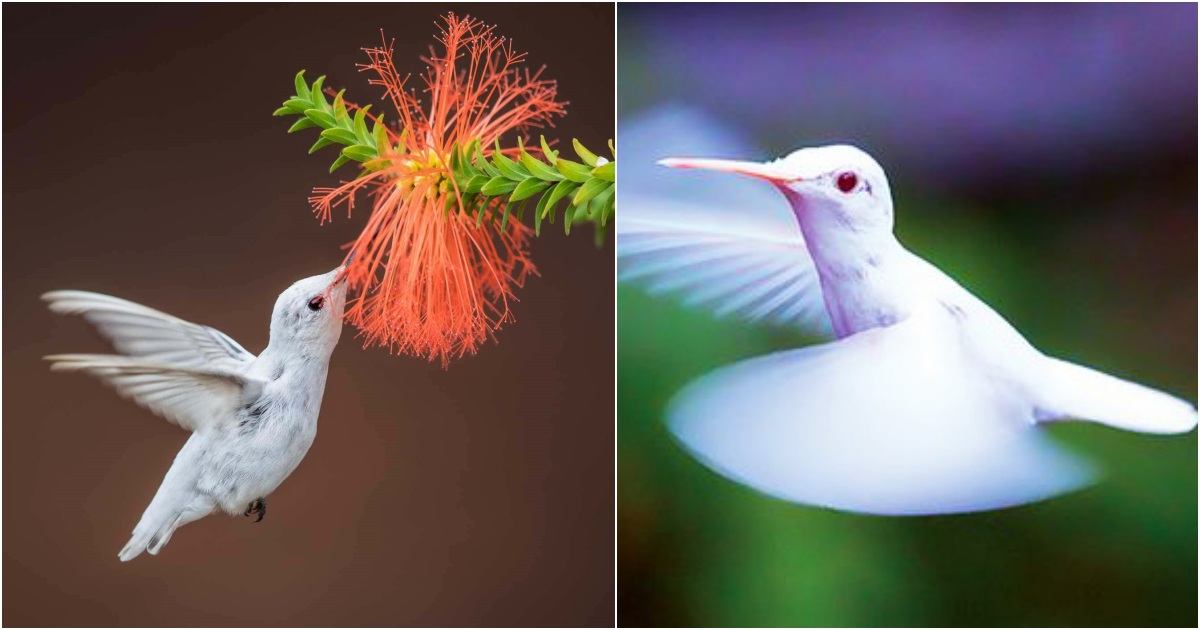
[3,4,613,626]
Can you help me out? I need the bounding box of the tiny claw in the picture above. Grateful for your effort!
[245,498,266,523]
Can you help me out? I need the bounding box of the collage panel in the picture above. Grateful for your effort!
[617,3,1197,628]
[2,2,1198,630]
[4,3,614,627]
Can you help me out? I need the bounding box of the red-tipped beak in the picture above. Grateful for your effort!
[658,157,796,184]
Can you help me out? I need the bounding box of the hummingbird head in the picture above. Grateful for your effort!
[268,263,349,358]
[660,144,895,237]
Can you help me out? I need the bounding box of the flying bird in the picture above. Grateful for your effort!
[44,265,347,560]
[619,116,1196,515]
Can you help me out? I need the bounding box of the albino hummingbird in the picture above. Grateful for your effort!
[43,265,347,560]
[620,123,1196,515]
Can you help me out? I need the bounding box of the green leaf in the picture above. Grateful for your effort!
[500,198,518,231]
[540,136,558,165]
[363,157,389,172]
[481,176,518,196]
[395,129,408,156]
[492,142,531,181]
[475,141,501,178]
[453,153,479,182]
[591,160,615,182]
[510,178,550,202]
[329,154,351,173]
[288,117,318,133]
[273,106,295,117]
[332,90,350,123]
[309,136,335,154]
[543,179,580,217]
[572,178,610,206]
[555,158,592,183]
[465,193,482,215]
[460,138,479,166]
[373,116,388,154]
[591,185,615,226]
[520,149,565,181]
[320,128,358,145]
[342,145,377,162]
[447,145,463,175]
[573,138,599,167]
[294,70,310,99]
[516,197,529,223]
[475,198,490,227]
[462,175,491,194]
[304,108,336,129]
[310,76,329,109]
[534,190,551,236]
[353,106,371,142]
[283,98,312,113]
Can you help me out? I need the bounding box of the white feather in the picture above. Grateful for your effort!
[41,290,255,372]
[45,354,263,432]
[620,198,830,330]
[668,313,1097,515]
[1033,357,1197,434]
[617,106,831,334]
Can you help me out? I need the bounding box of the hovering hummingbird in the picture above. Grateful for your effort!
[43,265,347,560]
[619,115,1196,515]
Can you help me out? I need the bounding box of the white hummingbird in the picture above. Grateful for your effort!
[43,264,348,560]
[618,111,1196,515]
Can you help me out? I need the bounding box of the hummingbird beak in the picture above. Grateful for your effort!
[658,157,795,185]
[333,251,355,285]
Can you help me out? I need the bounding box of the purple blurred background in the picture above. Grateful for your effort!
[621,3,1196,189]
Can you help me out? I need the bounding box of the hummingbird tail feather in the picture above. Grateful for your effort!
[118,511,182,562]
[1034,357,1198,434]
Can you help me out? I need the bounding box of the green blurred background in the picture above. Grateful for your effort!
[617,4,1197,627]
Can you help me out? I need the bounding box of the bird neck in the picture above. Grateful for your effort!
[798,223,917,339]
[257,339,332,379]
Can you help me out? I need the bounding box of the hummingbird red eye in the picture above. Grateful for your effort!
[308,296,325,311]
[836,171,859,194]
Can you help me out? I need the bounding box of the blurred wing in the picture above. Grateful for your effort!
[45,354,263,432]
[42,290,255,371]
[668,316,1095,515]
[620,195,830,329]
[617,105,830,333]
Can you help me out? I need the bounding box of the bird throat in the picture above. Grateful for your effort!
[792,205,913,338]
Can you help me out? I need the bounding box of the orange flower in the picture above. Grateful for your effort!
[311,14,566,365]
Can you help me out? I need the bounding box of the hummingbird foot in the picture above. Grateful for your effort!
[244,498,266,523]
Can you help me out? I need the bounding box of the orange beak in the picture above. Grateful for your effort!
[658,157,797,184]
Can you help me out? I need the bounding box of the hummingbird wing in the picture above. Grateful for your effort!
[618,106,831,334]
[42,291,255,371]
[667,314,1096,515]
[44,354,263,432]
[620,196,830,330]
